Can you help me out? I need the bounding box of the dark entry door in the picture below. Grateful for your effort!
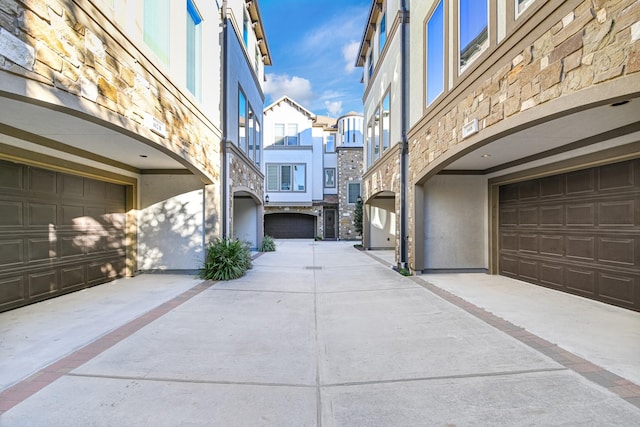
[324,209,336,239]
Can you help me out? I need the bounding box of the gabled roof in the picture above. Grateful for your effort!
[263,96,316,120]
[314,115,338,129]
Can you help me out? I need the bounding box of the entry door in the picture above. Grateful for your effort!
[324,209,336,239]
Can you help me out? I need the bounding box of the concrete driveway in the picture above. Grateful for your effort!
[1,240,639,426]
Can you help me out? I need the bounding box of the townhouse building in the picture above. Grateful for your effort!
[0,0,270,311]
[357,0,408,256]
[358,0,640,312]
[262,96,363,240]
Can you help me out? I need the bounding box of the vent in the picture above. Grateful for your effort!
[304,266,322,270]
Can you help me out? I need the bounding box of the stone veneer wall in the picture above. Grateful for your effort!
[337,146,363,240]
[407,0,640,269]
[227,144,264,239]
[362,144,401,258]
[0,0,221,181]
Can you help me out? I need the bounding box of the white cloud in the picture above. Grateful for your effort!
[324,100,343,117]
[342,41,361,74]
[264,73,314,106]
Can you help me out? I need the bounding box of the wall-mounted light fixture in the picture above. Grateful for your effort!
[265,195,269,204]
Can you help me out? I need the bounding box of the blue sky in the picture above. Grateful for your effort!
[259,0,370,117]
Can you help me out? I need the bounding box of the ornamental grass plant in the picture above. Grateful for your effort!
[200,238,252,281]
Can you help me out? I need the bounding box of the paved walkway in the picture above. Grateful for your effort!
[1,240,639,425]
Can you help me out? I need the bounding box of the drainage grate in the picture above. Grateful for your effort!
[304,266,322,270]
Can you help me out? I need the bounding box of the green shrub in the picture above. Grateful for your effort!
[260,235,276,252]
[200,238,252,281]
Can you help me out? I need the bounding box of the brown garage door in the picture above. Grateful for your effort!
[0,160,127,312]
[499,159,640,311]
[265,213,315,238]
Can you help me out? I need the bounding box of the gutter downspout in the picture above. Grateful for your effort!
[221,0,228,238]
[399,0,409,270]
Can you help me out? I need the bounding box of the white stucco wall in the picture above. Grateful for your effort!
[138,175,205,271]
[422,175,488,270]
[233,197,258,248]
[369,197,396,248]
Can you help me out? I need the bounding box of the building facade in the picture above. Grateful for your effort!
[358,0,640,312]
[262,97,363,240]
[0,0,270,311]
[357,0,408,256]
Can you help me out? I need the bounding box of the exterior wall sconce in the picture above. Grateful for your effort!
[265,195,269,204]
[357,195,363,203]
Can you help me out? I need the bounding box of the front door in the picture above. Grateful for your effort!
[324,209,336,239]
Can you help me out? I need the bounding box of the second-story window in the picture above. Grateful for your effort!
[186,0,202,99]
[459,0,489,72]
[382,92,390,152]
[368,51,374,81]
[373,107,380,161]
[143,0,170,66]
[266,164,306,192]
[239,90,247,152]
[274,124,299,146]
[379,11,387,53]
[326,133,336,153]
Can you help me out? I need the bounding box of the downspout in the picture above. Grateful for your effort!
[399,0,409,270]
[221,0,228,238]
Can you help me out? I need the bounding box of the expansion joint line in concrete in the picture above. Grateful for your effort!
[321,367,569,388]
[65,373,316,389]
[0,280,215,414]
[312,244,323,427]
[405,276,640,409]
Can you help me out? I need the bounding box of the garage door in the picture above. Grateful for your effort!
[499,159,640,312]
[265,213,315,238]
[0,160,127,312]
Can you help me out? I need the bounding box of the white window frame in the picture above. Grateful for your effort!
[266,163,307,192]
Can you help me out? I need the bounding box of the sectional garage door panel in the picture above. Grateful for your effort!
[265,213,315,238]
[499,159,640,311]
[0,160,126,312]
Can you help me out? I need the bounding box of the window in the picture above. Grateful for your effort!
[239,90,247,152]
[348,182,361,204]
[248,107,255,162]
[382,92,390,151]
[326,133,335,152]
[243,12,249,48]
[426,0,444,105]
[144,0,170,65]
[379,12,387,53]
[274,123,298,145]
[266,164,306,192]
[373,107,380,160]
[255,121,261,165]
[324,168,336,188]
[459,0,488,71]
[186,0,202,99]
[255,47,260,72]
[367,123,373,166]
[516,0,535,16]
[368,51,374,80]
